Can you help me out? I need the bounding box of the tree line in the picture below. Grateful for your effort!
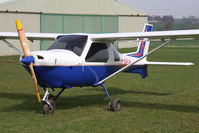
[148,15,199,30]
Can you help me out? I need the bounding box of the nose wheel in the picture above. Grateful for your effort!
[42,88,56,115]
[43,99,56,115]
[41,88,67,115]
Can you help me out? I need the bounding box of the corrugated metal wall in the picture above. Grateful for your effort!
[40,14,119,50]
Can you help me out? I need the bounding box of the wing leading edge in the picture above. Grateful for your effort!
[0,32,60,40]
[91,29,199,41]
[1,29,199,41]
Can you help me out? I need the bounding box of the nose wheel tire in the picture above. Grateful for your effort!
[43,99,56,115]
[109,98,122,111]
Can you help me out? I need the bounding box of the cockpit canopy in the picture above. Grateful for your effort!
[48,35,88,56]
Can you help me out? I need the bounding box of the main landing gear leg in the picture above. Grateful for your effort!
[42,88,56,115]
[101,83,122,111]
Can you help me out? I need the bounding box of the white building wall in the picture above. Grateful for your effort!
[119,16,147,48]
[0,13,40,55]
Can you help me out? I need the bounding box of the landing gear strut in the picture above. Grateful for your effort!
[101,83,122,111]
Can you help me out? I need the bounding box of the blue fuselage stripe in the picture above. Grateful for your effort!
[24,65,120,88]
[24,65,147,88]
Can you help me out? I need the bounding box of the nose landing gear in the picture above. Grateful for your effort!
[43,99,56,115]
[42,88,66,115]
[42,88,56,115]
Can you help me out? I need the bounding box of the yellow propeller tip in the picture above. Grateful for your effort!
[16,19,23,31]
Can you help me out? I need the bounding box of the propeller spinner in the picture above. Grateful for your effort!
[16,20,41,103]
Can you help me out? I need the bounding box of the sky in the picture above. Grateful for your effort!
[120,0,199,18]
[0,0,198,18]
[0,0,22,7]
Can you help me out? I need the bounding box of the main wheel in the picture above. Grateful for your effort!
[43,100,56,115]
[109,98,122,111]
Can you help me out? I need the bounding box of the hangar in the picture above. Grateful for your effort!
[0,0,147,55]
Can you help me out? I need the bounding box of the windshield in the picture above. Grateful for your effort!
[48,35,88,56]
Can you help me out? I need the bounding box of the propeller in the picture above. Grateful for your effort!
[16,20,41,103]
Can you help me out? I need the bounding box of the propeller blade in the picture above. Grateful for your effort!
[16,19,41,103]
[16,20,31,57]
[29,63,41,103]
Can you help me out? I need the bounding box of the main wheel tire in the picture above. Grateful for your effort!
[43,100,56,115]
[109,98,122,111]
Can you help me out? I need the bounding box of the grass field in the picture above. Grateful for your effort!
[0,47,199,133]
[151,40,199,47]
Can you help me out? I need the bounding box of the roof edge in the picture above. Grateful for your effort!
[115,0,147,15]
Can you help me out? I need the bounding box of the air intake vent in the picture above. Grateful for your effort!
[37,55,44,59]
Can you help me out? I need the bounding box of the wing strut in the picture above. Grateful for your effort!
[98,40,172,85]
[0,39,23,55]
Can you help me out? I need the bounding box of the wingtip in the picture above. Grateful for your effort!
[16,19,23,31]
[188,62,194,66]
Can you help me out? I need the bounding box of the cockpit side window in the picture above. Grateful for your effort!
[110,45,120,62]
[86,43,109,62]
[48,35,88,56]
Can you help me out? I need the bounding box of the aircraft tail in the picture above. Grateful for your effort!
[124,24,153,79]
[123,24,193,79]
[127,24,153,61]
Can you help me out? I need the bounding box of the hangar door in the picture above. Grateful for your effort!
[40,14,119,50]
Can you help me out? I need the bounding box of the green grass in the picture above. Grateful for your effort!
[150,40,199,47]
[0,47,199,132]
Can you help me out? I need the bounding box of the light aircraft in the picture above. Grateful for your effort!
[0,20,199,115]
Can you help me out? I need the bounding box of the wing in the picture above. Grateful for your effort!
[2,29,199,41]
[0,32,61,55]
[0,32,60,40]
[91,29,199,41]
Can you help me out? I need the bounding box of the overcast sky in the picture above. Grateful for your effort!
[120,0,199,18]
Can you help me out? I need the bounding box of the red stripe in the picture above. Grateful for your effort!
[36,90,39,93]
[133,42,145,57]
[17,28,24,31]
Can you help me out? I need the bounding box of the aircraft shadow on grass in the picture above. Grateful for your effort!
[0,87,198,113]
